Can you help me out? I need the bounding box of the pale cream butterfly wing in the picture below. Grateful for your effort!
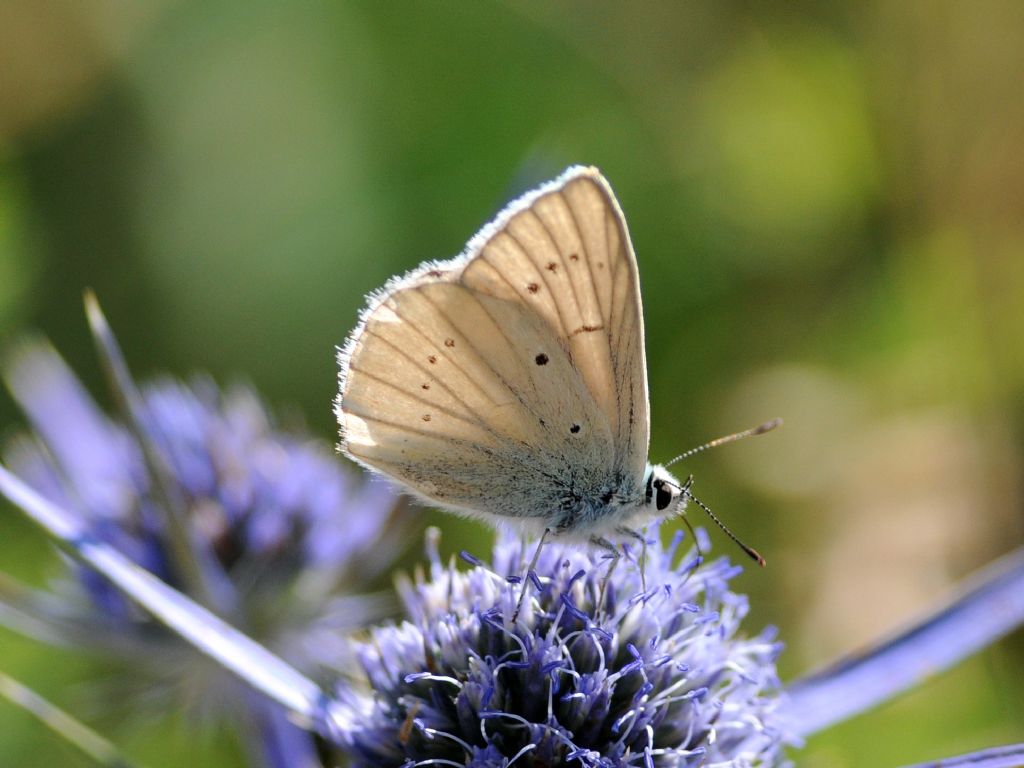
[459,168,649,483]
[336,166,649,534]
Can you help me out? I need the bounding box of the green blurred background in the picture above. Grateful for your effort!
[2,2,1023,766]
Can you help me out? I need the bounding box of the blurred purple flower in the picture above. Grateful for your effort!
[339,528,791,767]
[3,310,1022,767]
[0,321,407,726]
[4,426,1024,767]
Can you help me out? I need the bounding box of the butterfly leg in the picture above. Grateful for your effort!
[590,535,622,622]
[512,527,551,623]
[615,526,650,597]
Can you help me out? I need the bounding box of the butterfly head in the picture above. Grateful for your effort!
[645,463,767,567]
[643,464,689,518]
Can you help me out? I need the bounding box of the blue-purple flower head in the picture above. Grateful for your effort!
[2,337,406,690]
[341,527,791,767]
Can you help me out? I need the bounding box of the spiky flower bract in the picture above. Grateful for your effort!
[341,527,790,767]
[1,337,405,719]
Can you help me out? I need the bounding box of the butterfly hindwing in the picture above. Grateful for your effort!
[340,278,614,526]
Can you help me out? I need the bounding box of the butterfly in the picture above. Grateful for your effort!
[335,166,768,572]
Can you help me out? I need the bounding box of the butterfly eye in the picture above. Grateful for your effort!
[654,480,675,511]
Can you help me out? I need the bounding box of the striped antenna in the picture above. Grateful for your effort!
[664,418,782,469]
[665,474,766,567]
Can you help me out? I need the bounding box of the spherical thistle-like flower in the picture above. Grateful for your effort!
[1,333,407,720]
[341,527,791,767]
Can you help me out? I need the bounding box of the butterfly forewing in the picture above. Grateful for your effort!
[338,166,649,527]
[460,169,649,480]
